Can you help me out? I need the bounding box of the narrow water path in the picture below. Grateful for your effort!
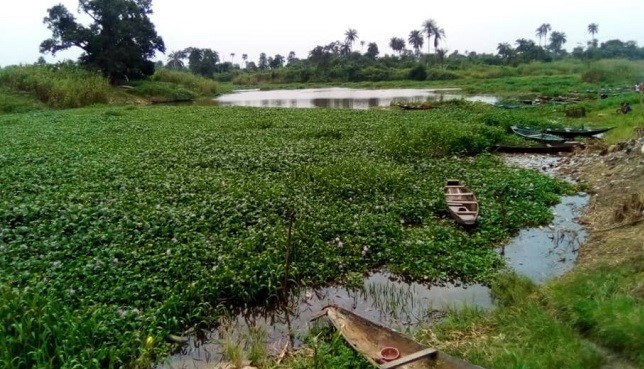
[158,153,588,369]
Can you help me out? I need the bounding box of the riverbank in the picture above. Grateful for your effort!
[421,135,643,368]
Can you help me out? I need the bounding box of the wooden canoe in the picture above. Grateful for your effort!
[510,126,566,144]
[543,126,614,139]
[492,142,583,153]
[444,180,479,226]
[317,305,486,369]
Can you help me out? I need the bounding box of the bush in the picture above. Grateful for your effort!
[408,65,427,81]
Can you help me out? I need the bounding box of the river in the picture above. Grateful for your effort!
[214,87,498,109]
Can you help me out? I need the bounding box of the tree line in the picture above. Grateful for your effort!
[36,0,644,85]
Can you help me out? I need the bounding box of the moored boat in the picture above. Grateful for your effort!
[492,141,583,153]
[316,305,486,369]
[444,180,479,226]
[543,126,614,139]
[510,126,567,143]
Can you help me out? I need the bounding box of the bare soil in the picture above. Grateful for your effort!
[556,135,644,272]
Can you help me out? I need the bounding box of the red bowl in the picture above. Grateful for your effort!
[380,346,400,362]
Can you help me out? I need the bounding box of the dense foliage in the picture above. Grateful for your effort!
[0,104,572,367]
[40,0,165,83]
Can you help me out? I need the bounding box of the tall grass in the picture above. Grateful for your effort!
[581,59,644,83]
[0,64,110,108]
[151,69,220,96]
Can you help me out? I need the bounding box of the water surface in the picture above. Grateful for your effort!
[215,87,498,109]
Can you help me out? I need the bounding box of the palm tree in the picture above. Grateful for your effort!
[344,28,358,52]
[535,23,551,47]
[433,27,446,51]
[549,31,567,56]
[230,52,235,64]
[422,19,437,53]
[496,42,514,63]
[587,23,599,43]
[408,30,424,57]
[242,53,248,68]
[360,40,365,53]
[366,42,379,59]
[389,37,405,55]
[166,50,187,70]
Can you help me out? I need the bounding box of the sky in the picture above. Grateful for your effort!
[1,0,643,67]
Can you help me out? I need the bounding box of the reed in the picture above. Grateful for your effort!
[0,64,110,108]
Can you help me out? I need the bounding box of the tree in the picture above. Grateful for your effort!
[242,53,248,68]
[40,0,165,83]
[269,54,285,69]
[389,37,405,55]
[422,19,437,53]
[258,53,268,70]
[166,50,186,70]
[535,23,551,47]
[408,30,424,57]
[549,31,567,56]
[433,27,446,51]
[587,23,599,43]
[496,42,515,63]
[366,42,379,59]
[287,51,297,64]
[230,52,235,64]
[344,28,358,52]
[186,47,219,77]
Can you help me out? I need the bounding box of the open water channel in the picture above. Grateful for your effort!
[158,153,588,369]
[214,87,498,109]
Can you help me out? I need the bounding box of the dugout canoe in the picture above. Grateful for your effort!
[444,180,479,226]
[316,305,486,369]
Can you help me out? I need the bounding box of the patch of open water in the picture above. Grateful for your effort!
[158,154,588,369]
[214,87,498,109]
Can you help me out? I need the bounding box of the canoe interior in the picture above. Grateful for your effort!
[444,180,479,225]
[322,305,485,369]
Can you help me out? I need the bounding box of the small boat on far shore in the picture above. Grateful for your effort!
[394,102,436,110]
[316,305,486,369]
[543,126,614,139]
[444,180,479,226]
[511,126,567,144]
[493,141,584,153]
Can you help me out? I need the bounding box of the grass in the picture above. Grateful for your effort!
[418,273,604,369]
[0,64,110,108]
[544,262,644,365]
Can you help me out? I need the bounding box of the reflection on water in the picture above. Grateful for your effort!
[215,87,498,109]
[502,195,588,284]
[157,273,491,368]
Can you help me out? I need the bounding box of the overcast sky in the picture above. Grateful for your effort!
[1,0,643,67]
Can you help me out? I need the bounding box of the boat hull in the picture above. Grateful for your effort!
[543,127,614,139]
[320,305,486,369]
[493,142,583,153]
[511,126,566,143]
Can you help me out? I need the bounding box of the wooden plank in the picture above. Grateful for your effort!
[379,348,438,369]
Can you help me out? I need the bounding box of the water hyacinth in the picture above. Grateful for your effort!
[0,104,572,367]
